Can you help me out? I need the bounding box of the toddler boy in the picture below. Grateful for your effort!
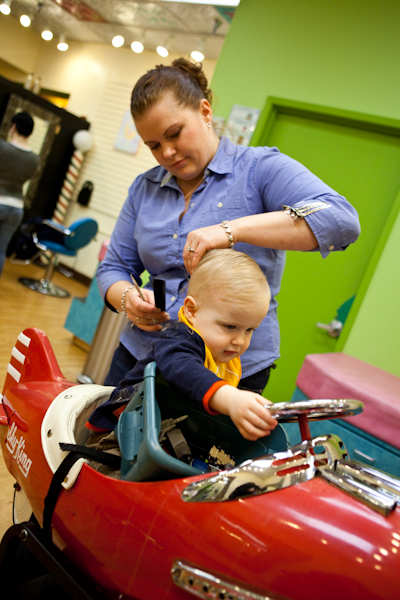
[87,250,277,441]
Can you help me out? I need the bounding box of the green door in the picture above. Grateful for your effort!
[251,99,400,402]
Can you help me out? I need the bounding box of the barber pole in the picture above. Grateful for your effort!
[52,149,84,224]
[52,128,93,224]
[38,148,84,265]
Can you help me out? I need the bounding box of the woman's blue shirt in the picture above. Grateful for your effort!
[97,136,360,377]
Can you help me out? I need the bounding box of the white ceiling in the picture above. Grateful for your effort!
[7,0,237,60]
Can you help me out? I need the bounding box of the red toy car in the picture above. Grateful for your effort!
[1,327,400,600]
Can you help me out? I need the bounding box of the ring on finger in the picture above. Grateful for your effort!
[136,316,140,324]
[188,247,195,253]
[153,319,158,325]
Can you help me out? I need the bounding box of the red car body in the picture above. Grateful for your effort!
[1,327,400,600]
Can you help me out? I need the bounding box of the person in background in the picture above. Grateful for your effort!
[88,250,277,442]
[97,58,360,393]
[0,111,40,276]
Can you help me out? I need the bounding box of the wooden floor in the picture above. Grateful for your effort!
[0,258,89,540]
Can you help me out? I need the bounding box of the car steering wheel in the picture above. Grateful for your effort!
[267,399,363,422]
[265,399,364,441]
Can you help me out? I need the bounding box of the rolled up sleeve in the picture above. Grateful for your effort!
[254,148,361,258]
[302,194,361,258]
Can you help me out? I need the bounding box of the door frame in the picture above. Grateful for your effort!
[251,97,400,350]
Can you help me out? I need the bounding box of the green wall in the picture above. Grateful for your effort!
[212,0,400,121]
[342,208,400,376]
[211,0,400,379]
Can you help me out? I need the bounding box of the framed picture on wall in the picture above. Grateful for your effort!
[225,104,260,146]
[114,110,141,155]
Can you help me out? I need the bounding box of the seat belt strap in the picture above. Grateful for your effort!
[43,443,121,539]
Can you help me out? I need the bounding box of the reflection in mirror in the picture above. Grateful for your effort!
[25,115,49,155]
[0,94,61,208]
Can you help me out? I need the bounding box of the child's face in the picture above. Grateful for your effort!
[185,296,268,364]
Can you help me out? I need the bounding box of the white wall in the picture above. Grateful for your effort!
[31,41,217,277]
[0,13,41,75]
[0,16,217,277]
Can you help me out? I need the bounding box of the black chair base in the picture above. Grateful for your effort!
[14,217,98,301]
[19,277,70,298]
[0,521,106,599]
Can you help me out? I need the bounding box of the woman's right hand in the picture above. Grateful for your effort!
[124,287,170,331]
[106,282,170,332]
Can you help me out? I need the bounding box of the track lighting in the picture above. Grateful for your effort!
[191,50,204,62]
[41,29,53,41]
[191,37,206,62]
[157,34,173,58]
[57,34,68,51]
[131,40,144,53]
[112,35,124,48]
[156,45,168,57]
[20,14,31,27]
[0,0,11,16]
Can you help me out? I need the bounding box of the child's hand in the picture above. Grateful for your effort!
[210,386,278,441]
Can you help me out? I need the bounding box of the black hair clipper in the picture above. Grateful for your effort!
[153,278,166,312]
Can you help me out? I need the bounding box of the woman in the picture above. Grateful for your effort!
[98,58,360,391]
[0,111,40,276]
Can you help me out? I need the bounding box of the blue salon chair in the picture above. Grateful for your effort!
[19,218,98,298]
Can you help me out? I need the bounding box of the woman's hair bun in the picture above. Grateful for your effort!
[171,58,212,104]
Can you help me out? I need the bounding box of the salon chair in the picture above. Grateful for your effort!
[18,217,98,298]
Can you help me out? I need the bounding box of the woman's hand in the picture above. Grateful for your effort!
[183,223,234,274]
[210,385,278,441]
[124,287,170,331]
[183,212,319,274]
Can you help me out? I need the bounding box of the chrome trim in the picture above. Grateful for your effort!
[353,449,376,463]
[335,460,400,503]
[182,429,400,516]
[182,435,344,503]
[171,559,276,600]
[319,468,397,517]
[304,433,349,466]
[266,399,363,422]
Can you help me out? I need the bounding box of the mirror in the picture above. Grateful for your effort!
[0,94,61,207]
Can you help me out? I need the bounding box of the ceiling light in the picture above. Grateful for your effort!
[41,29,53,41]
[57,34,68,51]
[191,37,206,62]
[112,35,124,48]
[20,14,31,27]
[131,40,144,53]
[157,46,169,58]
[0,0,11,16]
[157,34,173,58]
[191,50,204,62]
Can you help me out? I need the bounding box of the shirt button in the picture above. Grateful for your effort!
[191,203,195,208]
[217,202,223,208]
[171,296,176,302]
[173,233,178,240]
[329,244,334,251]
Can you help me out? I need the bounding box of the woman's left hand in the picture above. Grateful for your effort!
[183,223,234,274]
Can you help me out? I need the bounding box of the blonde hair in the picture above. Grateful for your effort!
[187,250,270,311]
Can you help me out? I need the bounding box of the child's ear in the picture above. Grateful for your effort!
[183,296,198,323]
